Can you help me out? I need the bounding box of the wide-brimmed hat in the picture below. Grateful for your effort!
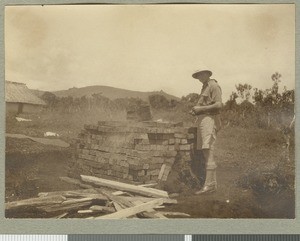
[192,70,212,79]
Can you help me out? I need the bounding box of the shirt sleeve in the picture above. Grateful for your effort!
[210,84,222,103]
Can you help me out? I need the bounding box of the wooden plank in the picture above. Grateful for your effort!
[61,197,94,205]
[89,205,115,213]
[81,175,168,198]
[78,210,93,214]
[64,193,106,200]
[113,202,123,211]
[111,191,126,196]
[152,205,165,209]
[158,164,166,180]
[60,176,94,189]
[39,200,92,213]
[158,212,191,217]
[101,191,133,208]
[111,190,134,196]
[124,196,177,205]
[139,183,158,188]
[95,198,164,219]
[38,189,99,198]
[5,195,66,209]
[132,200,167,219]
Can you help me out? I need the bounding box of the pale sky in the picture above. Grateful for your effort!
[5,4,295,100]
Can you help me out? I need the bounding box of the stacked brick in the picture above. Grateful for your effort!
[75,121,197,184]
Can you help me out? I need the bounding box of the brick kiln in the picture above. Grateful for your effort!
[75,121,198,186]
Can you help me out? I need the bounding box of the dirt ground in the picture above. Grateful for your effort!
[5,116,295,219]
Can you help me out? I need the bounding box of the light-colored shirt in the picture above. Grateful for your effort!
[197,79,222,106]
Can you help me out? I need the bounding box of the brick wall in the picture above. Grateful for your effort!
[75,121,197,184]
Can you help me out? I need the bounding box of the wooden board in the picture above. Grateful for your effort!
[113,202,123,211]
[81,175,168,198]
[158,211,191,217]
[132,200,167,219]
[38,200,92,213]
[124,196,177,205]
[95,198,164,219]
[100,191,133,208]
[158,164,166,180]
[38,189,99,198]
[5,195,66,209]
[60,176,94,189]
[89,205,115,213]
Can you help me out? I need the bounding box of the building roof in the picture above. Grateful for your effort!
[5,81,46,105]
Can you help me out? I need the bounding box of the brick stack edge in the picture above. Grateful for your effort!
[75,121,197,184]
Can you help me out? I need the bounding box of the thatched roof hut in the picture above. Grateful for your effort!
[5,81,46,113]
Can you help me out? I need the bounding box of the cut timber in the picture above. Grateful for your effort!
[38,189,99,198]
[112,191,126,196]
[38,197,100,213]
[101,191,133,208]
[124,196,177,205]
[61,197,94,205]
[38,199,92,213]
[158,164,166,180]
[5,195,66,209]
[96,198,164,219]
[81,175,168,198]
[111,191,133,197]
[78,210,93,214]
[113,202,123,211]
[158,212,191,217]
[139,183,158,188]
[60,176,94,189]
[89,205,115,213]
[132,200,167,219]
[63,193,105,199]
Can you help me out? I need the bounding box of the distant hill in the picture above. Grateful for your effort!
[41,85,180,101]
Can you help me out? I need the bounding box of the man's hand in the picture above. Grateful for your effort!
[192,106,207,115]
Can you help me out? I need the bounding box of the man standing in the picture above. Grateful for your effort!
[190,70,223,194]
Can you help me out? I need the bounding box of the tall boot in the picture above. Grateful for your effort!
[203,168,217,188]
[195,168,217,195]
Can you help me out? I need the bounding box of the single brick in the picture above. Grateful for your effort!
[138,170,145,176]
[181,139,188,144]
[179,144,192,151]
[168,139,175,145]
[143,163,150,169]
[168,146,175,151]
[174,133,187,139]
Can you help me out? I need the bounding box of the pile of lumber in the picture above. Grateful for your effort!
[5,175,190,219]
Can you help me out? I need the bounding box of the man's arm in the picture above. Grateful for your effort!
[191,82,223,115]
[191,102,222,115]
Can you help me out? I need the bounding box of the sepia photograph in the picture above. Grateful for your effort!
[4,3,295,219]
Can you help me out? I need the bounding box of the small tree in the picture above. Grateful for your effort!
[149,94,170,109]
[235,83,252,102]
[41,91,57,110]
[253,72,294,128]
